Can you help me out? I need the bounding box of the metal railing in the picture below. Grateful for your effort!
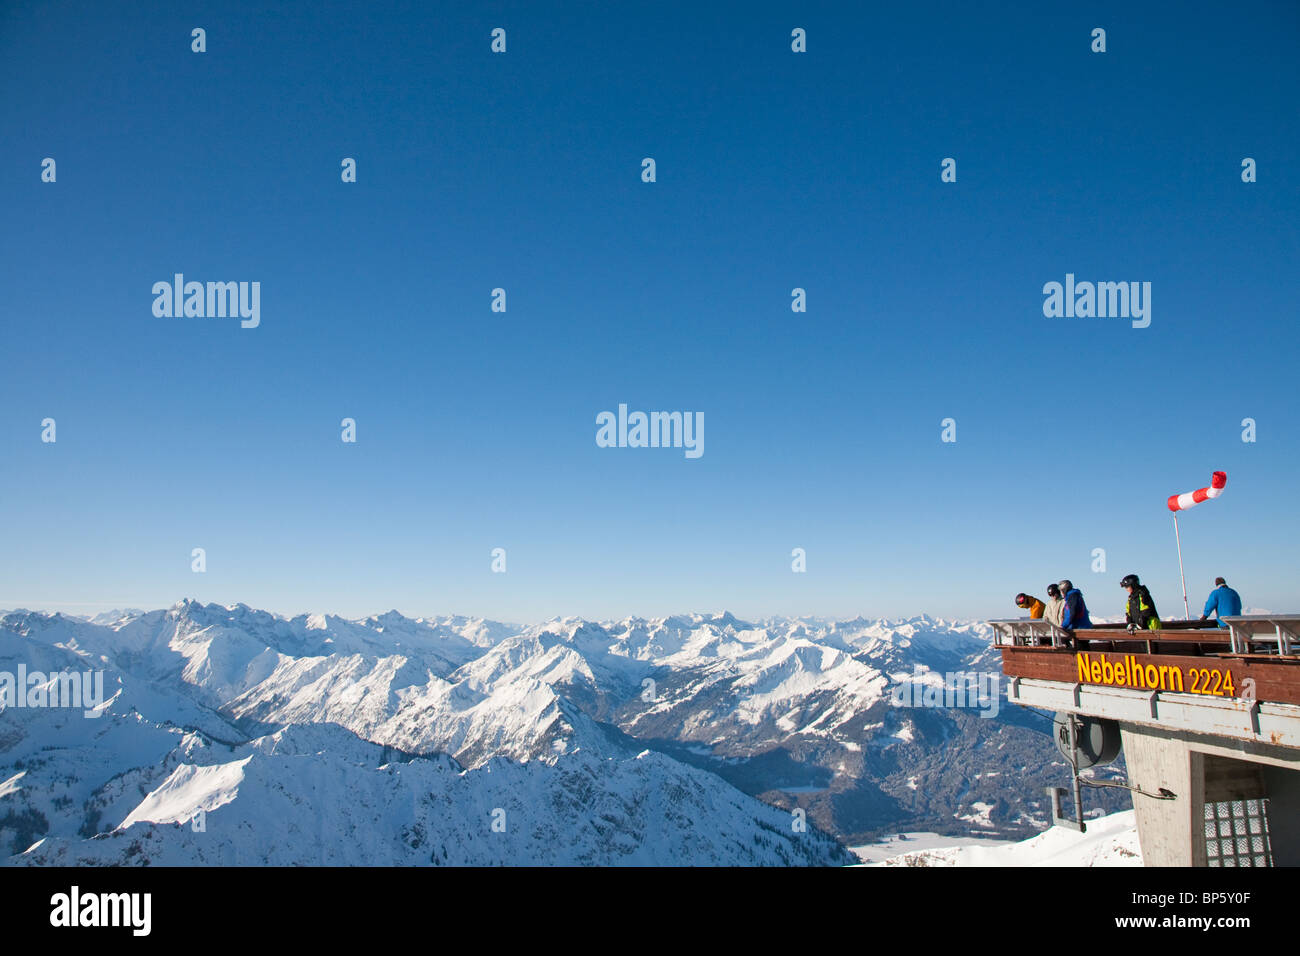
[989,619,1072,648]
[993,615,1300,659]
[1223,616,1300,657]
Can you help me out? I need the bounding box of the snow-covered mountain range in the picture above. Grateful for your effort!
[0,602,1124,865]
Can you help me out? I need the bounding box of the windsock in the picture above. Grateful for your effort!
[1167,471,1227,512]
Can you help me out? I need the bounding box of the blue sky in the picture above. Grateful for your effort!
[2,1,1297,623]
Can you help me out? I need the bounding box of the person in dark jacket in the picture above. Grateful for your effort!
[1059,580,1091,630]
[1121,574,1161,632]
[1201,577,1242,628]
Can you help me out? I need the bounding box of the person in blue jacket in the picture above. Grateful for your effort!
[1200,577,1242,628]
[1059,579,1092,630]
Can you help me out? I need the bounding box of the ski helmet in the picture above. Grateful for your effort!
[1120,574,1140,588]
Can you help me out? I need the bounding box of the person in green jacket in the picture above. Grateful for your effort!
[1121,574,1161,632]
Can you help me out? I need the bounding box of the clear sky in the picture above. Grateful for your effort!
[2,1,1297,623]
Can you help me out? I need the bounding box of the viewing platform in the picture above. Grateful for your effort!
[991,615,1300,866]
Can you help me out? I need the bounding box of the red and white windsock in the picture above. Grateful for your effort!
[1167,471,1227,512]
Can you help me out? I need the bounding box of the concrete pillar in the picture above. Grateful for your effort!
[1119,723,1204,866]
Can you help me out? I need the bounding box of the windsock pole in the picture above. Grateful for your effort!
[1173,513,1190,620]
[1166,471,1226,622]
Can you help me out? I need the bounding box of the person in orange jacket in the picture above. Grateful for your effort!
[1015,593,1045,618]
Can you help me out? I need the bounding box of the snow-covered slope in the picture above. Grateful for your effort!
[870,810,1142,866]
[13,724,848,866]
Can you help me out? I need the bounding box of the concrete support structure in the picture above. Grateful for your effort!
[1119,724,1300,866]
[1006,674,1300,866]
[995,617,1300,867]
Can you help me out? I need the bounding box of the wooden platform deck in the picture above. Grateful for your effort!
[991,617,1300,706]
